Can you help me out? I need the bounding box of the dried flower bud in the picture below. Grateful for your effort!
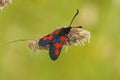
[29,40,49,52]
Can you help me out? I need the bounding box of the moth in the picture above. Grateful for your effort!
[6,9,90,61]
[31,9,90,60]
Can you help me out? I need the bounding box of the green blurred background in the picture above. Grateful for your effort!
[0,0,120,80]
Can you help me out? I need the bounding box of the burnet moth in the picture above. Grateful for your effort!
[36,9,90,60]
[5,9,90,61]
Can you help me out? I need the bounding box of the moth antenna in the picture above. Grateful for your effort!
[69,9,79,27]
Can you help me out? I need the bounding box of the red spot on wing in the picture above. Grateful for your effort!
[54,43,62,48]
[42,34,53,40]
[42,29,61,41]
[48,34,53,40]
[54,29,60,34]
[55,50,59,55]
[54,43,62,55]
[60,36,67,42]
[43,37,48,40]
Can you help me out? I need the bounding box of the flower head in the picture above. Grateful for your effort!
[65,27,90,46]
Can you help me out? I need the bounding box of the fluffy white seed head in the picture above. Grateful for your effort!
[65,28,90,46]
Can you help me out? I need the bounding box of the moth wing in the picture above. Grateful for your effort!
[38,34,52,46]
[49,36,67,60]
[38,29,61,46]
